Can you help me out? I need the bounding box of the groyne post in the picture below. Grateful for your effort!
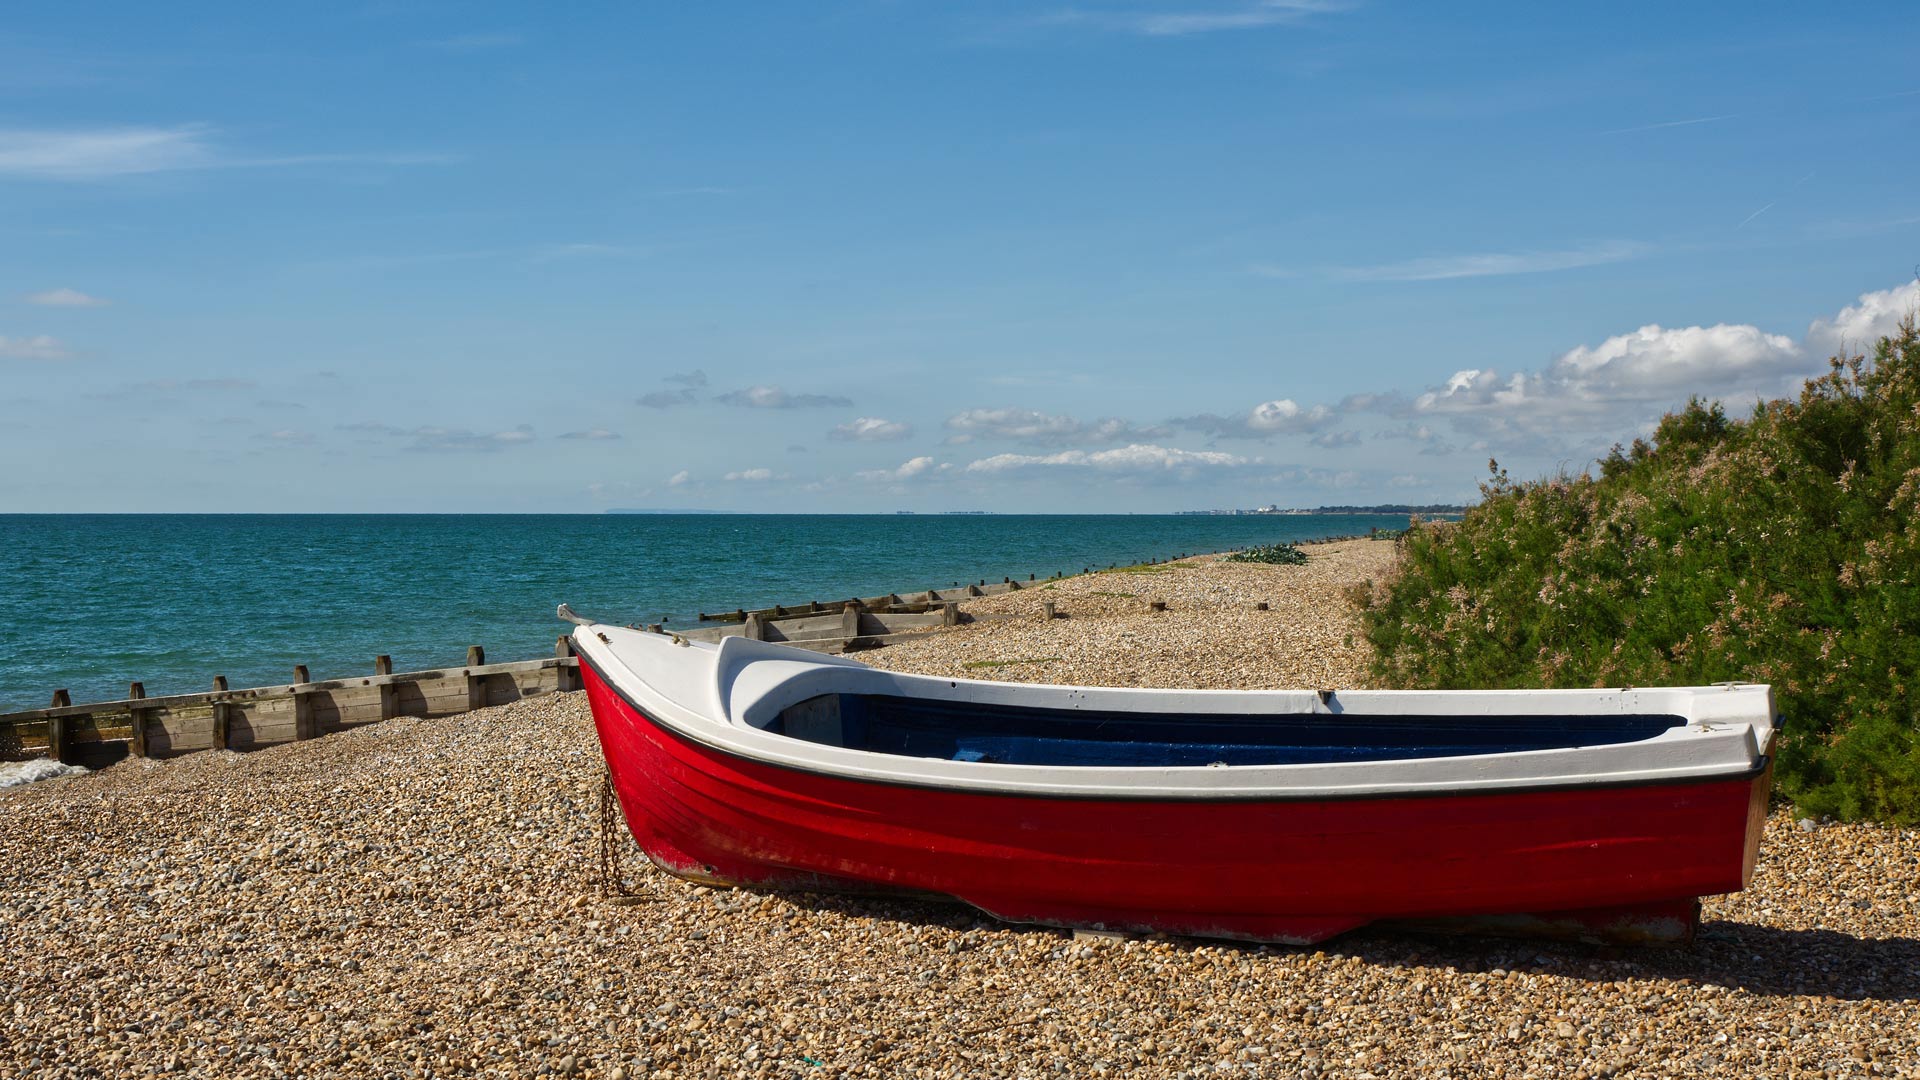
[554,636,579,692]
[127,682,149,758]
[375,655,397,720]
[211,676,231,750]
[292,665,317,740]
[48,690,71,764]
[465,646,487,712]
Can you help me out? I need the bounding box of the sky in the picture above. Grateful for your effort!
[4,1,1919,514]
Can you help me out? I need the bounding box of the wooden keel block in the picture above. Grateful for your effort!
[127,681,149,758]
[942,602,961,627]
[48,689,71,764]
[1041,601,1056,621]
[741,614,765,642]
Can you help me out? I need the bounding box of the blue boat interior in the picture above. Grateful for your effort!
[770,694,1687,767]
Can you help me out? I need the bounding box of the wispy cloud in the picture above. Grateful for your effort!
[25,287,109,307]
[638,370,708,408]
[943,407,1164,446]
[1308,240,1649,283]
[1041,0,1351,37]
[530,242,642,263]
[963,443,1255,479]
[85,377,258,400]
[0,125,214,179]
[423,32,524,52]
[0,334,70,361]
[252,429,315,446]
[1601,114,1738,135]
[339,421,536,452]
[0,125,455,180]
[1735,172,1814,231]
[716,385,853,409]
[558,428,621,441]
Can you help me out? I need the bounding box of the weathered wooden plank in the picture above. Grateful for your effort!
[374,655,397,720]
[127,682,150,758]
[465,646,487,713]
[0,656,578,724]
[48,689,70,764]
[292,665,318,741]
[210,676,231,751]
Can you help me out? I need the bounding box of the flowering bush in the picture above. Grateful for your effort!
[1360,318,1920,823]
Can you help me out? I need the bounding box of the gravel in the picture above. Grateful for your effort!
[3,541,1915,1079]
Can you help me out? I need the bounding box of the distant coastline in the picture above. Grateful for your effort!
[1177,503,1468,516]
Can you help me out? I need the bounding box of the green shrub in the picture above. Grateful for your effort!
[1226,543,1310,566]
[1359,318,1920,823]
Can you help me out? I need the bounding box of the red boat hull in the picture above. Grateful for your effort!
[582,659,1769,944]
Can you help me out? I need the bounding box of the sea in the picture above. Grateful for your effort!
[0,513,1415,713]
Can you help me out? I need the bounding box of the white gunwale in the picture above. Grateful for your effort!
[573,623,1775,801]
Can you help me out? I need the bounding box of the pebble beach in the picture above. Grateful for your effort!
[3,541,1916,1079]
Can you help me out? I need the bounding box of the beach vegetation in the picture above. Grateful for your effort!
[1226,543,1310,566]
[1359,318,1920,823]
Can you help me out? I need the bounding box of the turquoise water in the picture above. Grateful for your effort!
[0,514,1411,711]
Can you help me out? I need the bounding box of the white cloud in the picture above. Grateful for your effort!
[1552,323,1802,396]
[0,335,70,361]
[944,407,1164,446]
[1805,280,1920,357]
[668,470,690,487]
[717,385,853,409]
[558,428,620,441]
[964,443,1253,478]
[1171,398,1336,439]
[1414,323,1804,428]
[829,417,913,442]
[25,287,108,307]
[724,468,786,482]
[1327,241,1649,283]
[857,456,948,482]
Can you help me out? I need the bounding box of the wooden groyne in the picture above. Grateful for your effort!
[0,642,582,769]
[0,553,1213,769]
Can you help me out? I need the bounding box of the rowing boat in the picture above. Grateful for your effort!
[563,609,1775,945]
